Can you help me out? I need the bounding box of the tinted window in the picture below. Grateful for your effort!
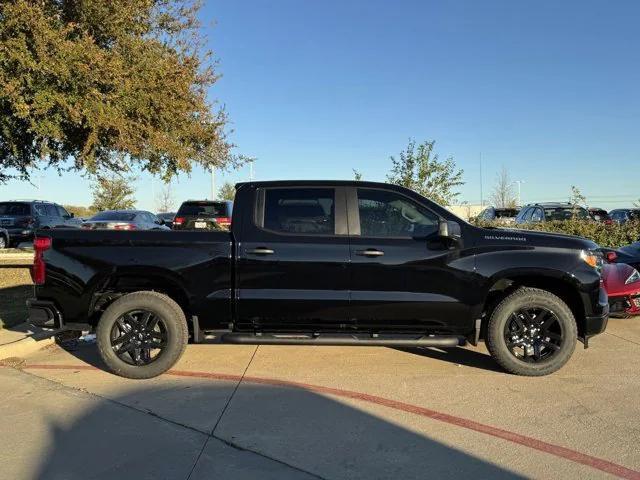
[495,209,519,218]
[44,204,58,216]
[56,205,70,217]
[177,202,228,217]
[0,203,31,216]
[481,209,495,220]
[531,208,543,222]
[544,207,588,221]
[357,189,438,238]
[90,212,137,221]
[519,208,533,223]
[263,188,335,235]
[32,204,48,216]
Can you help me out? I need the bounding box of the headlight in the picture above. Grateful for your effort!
[625,269,640,285]
[581,250,603,271]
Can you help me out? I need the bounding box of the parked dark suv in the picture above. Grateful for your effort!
[173,200,233,230]
[0,200,82,246]
[515,202,590,224]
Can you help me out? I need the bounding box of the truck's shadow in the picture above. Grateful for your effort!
[30,369,524,479]
[61,340,503,374]
[396,346,504,372]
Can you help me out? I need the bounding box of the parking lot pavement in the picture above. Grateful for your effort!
[1,318,639,480]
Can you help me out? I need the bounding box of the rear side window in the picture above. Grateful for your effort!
[0,203,30,216]
[177,202,227,217]
[261,188,335,235]
[357,188,438,238]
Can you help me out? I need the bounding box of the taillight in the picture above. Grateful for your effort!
[31,236,51,285]
[113,223,136,230]
[606,251,617,263]
[215,217,231,225]
[174,217,184,226]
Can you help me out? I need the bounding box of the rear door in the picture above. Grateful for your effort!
[235,185,351,331]
[346,187,471,333]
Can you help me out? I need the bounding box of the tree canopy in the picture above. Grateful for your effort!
[0,0,241,183]
[387,139,464,206]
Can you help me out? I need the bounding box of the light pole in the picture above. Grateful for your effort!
[210,167,216,200]
[513,180,525,206]
[249,160,254,181]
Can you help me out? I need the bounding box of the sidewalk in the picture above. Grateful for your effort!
[0,367,316,480]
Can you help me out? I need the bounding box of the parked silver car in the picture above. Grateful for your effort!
[81,210,171,231]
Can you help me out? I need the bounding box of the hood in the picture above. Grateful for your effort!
[602,263,640,296]
[477,226,599,250]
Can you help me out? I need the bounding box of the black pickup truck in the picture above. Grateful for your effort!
[28,180,609,378]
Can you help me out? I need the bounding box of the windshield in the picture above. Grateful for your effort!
[544,207,589,221]
[178,202,228,217]
[89,212,137,221]
[0,202,30,216]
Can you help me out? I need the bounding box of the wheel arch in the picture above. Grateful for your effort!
[88,267,191,325]
[478,269,587,340]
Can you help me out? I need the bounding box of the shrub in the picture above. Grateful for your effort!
[472,219,640,248]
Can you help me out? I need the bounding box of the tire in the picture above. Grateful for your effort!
[96,291,188,379]
[0,235,7,249]
[486,287,577,376]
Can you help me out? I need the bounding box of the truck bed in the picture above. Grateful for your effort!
[36,229,233,328]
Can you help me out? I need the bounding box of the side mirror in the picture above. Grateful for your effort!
[69,213,75,218]
[438,220,461,240]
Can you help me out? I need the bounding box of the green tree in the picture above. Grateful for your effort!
[569,185,586,207]
[387,139,464,206]
[218,182,236,201]
[0,0,243,184]
[489,166,517,208]
[91,175,136,211]
[353,169,363,181]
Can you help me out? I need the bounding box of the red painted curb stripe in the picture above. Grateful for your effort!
[23,364,640,480]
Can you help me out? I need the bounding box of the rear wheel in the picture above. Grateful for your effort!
[96,291,188,379]
[0,235,7,249]
[486,287,577,376]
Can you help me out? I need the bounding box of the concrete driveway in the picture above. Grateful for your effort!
[1,318,639,480]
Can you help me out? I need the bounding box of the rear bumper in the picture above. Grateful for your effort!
[27,299,64,330]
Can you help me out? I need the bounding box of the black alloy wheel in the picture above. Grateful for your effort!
[110,310,168,366]
[503,307,563,363]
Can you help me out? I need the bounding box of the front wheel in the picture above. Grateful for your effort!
[486,287,577,376]
[96,291,188,379]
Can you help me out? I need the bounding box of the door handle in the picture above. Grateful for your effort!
[247,247,275,255]
[355,248,384,257]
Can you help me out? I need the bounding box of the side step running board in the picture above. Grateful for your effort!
[221,333,462,347]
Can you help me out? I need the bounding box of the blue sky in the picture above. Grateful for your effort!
[1,0,638,210]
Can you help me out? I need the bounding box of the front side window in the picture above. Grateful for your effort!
[56,205,70,217]
[357,189,438,238]
[262,188,335,235]
[531,208,543,222]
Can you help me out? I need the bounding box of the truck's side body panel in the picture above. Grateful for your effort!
[36,230,233,329]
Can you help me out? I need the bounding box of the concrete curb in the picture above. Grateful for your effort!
[0,323,55,361]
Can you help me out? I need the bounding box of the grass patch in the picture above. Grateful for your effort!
[0,267,32,328]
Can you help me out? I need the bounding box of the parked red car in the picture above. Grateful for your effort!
[602,262,640,317]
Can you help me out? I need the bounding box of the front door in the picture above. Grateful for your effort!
[235,185,351,332]
[347,187,471,334]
